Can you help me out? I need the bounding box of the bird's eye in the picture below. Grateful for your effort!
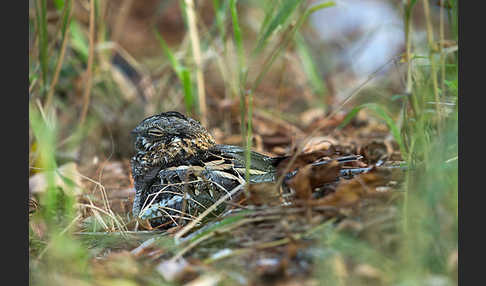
[147,128,164,136]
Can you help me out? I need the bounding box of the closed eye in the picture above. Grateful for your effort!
[148,128,164,136]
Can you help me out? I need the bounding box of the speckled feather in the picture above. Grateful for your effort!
[130,111,286,227]
[130,111,363,227]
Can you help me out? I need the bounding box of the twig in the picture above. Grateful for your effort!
[79,0,96,126]
[111,0,134,45]
[45,0,73,113]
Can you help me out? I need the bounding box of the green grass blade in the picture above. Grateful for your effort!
[34,0,49,91]
[69,20,89,62]
[295,33,327,107]
[154,30,183,78]
[155,30,194,115]
[251,1,334,92]
[29,104,59,224]
[230,0,253,187]
[230,0,246,133]
[181,69,195,115]
[253,0,303,54]
[230,0,246,75]
[212,0,228,41]
[59,0,72,42]
[254,0,279,45]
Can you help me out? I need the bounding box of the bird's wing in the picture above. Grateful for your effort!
[206,144,280,183]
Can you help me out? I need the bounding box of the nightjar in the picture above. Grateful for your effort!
[130,111,362,228]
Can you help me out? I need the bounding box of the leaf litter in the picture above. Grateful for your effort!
[29,106,406,285]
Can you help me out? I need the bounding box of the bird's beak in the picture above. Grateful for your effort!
[131,126,141,135]
[130,128,140,140]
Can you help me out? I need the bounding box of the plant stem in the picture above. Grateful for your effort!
[79,0,96,126]
[422,0,443,129]
[184,0,207,126]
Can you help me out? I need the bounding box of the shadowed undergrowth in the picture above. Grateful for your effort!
[29,0,457,285]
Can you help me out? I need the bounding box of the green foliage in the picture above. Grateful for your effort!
[155,30,195,116]
[295,33,327,107]
[69,20,89,62]
[34,0,48,92]
[212,0,229,41]
[29,0,457,284]
[253,0,303,54]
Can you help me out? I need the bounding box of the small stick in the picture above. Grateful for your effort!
[45,0,73,113]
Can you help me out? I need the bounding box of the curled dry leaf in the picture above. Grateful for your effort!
[287,160,341,202]
[312,171,387,207]
[301,136,337,153]
[300,108,325,126]
[359,140,389,163]
[248,183,284,206]
[288,165,312,201]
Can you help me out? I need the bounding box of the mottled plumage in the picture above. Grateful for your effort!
[131,111,283,227]
[130,111,363,228]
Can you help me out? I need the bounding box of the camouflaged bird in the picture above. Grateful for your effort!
[130,111,284,227]
[130,111,364,228]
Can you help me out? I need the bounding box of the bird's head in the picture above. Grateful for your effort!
[131,111,215,154]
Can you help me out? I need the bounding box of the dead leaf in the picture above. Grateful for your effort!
[287,160,341,200]
[300,108,325,126]
[313,172,387,207]
[288,165,312,201]
[302,137,336,153]
[360,140,389,163]
[248,183,283,206]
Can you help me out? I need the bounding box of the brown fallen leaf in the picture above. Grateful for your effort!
[247,183,283,206]
[301,136,337,153]
[312,171,387,207]
[288,165,312,201]
[359,140,389,163]
[276,150,335,179]
[287,160,341,202]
